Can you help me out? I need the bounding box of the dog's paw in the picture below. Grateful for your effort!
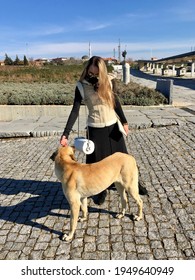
[78,217,87,222]
[61,234,72,242]
[133,215,142,221]
[116,213,124,219]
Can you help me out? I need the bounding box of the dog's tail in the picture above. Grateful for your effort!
[50,150,58,161]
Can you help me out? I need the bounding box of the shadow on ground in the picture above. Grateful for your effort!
[0,178,123,238]
[0,178,68,236]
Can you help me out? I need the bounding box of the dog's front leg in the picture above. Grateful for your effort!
[79,197,88,222]
[115,185,127,219]
[62,198,80,242]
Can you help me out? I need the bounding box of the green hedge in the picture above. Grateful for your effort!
[115,80,167,106]
[0,65,167,105]
[0,82,75,105]
[0,80,167,106]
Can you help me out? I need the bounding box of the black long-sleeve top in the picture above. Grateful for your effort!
[63,83,127,138]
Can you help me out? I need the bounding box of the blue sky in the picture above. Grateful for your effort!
[0,0,195,61]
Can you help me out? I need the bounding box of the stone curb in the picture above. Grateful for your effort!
[1,106,195,139]
[0,121,181,139]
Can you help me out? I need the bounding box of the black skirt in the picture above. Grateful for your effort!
[86,122,128,164]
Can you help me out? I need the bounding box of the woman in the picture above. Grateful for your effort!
[60,56,147,204]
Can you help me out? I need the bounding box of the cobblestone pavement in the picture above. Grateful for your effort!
[0,122,195,260]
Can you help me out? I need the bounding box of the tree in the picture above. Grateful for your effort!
[23,55,29,65]
[122,50,127,61]
[4,53,13,65]
[82,55,89,60]
[14,55,20,65]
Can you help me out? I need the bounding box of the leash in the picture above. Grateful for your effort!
[77,107,91,153]
[75,83,92,158]
[77,82,91,153]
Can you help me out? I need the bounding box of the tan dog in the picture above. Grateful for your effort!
[51,146,143,241]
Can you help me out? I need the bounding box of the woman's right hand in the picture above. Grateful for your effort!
[60,135,68,146]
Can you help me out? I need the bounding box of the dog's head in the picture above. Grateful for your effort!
[50,146,76,162]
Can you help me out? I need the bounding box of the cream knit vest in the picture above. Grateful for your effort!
[77,80,117,128]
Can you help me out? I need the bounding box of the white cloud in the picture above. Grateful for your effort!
[87,23,111,31]
[31,25,66,36]
[73,17,112,32]
[0,24,65,37]
[1,39,194,60]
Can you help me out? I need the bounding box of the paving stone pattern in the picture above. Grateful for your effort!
[0,123,195,260]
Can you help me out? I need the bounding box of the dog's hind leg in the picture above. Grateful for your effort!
[127,167,143,221]
[62,193,81,242]
[129,188,143,221]
[115,184,127,219]
[79,197,88,222]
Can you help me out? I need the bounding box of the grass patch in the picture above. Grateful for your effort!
[0,65,167,105]
[0,65,82,83]
[0,82,75,105]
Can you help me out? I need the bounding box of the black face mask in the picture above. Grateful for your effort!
[86,74,99,85]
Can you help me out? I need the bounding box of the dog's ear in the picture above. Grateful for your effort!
[50,150,58,161]
[70,146,76,161]
[71,146,75,152]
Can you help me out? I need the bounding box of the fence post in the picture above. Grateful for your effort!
[122,63,130,84]
[156,79,173,104]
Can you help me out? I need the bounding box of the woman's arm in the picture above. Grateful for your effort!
[111,79,127,124]
[114,94,128,125]
[62,87,82,138]
[112,79,129,135]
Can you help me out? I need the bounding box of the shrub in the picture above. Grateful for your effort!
[115,80,167,105]
[0,80,167,106]
[0,65,83,83]
[0,64,168,105]
[0,82,75,105]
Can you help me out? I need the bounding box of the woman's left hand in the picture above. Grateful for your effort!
[123,124,129,135]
